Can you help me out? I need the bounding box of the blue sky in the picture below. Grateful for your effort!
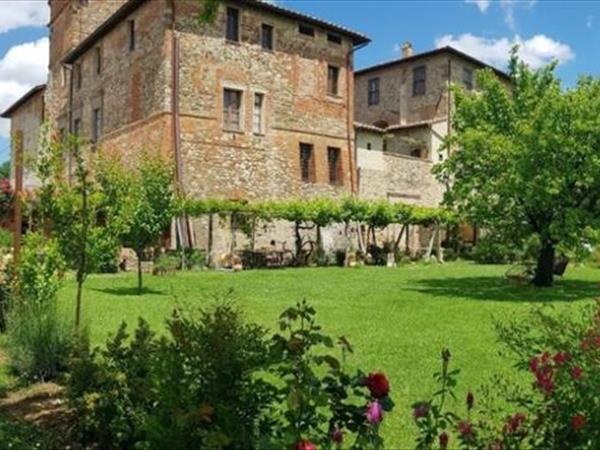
[1,0,599,163]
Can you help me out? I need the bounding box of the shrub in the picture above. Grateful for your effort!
[67,299,395,449]
[6,233,72,381]
[0,249,13,332]
[0,228,13,249]
[153,253,180,276]
[472,235,522,264]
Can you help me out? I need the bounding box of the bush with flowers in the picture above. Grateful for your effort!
[412,301,600,450]
[0,246,13,332]
[67,299,395,450]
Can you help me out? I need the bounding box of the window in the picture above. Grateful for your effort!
[128,20,135,51]
[92,108,102,143]
[226,7,239,42]
[368,78,379,105]
[327,65,339,96]
[253,93,264,134]
[366,142,372,150]
[327,33,341,44]
[410,149,422,158]
[413,65,426,96]
[299,143,315,182]
[95,47,102,75]
[223,88,242,131]
[261,24,273,50]
[327,147,342,185]
[73,118,81,136]
[463,67,473,90]
[74,63,82,90]
[299,23,314,37]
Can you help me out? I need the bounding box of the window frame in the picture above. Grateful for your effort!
[462,67,473,90]
[413,65,427,96]
[95,46,102,75]
[327,65,340,97]
[368,77,380,106]
[327,146,342,186]
[92,107,102,143]
[223,88,243,132]
[261,23,274,51]
[74,63,82,90]
[298,23,315,37]
[226,7,240,43]
[252,92,265,135]
[299,143,315,183]
[327,33,341,45]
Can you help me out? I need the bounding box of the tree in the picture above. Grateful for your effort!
[115,157,174,294]
[0,161,10,179]
[37,134,116,330]
[436,50,600,286]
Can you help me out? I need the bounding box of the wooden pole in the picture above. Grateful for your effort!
[13,132,23,262]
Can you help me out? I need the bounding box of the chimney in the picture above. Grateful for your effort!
[401,41,413,58]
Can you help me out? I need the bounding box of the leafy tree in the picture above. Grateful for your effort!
[115,156,175,294]
[436,50,600,286]
[0,160,10,179]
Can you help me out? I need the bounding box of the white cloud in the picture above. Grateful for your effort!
[465,0,491,13]
[435,33,574,70]
[587,14,594,29]
[0,1,49,34]
[0,38,49,138]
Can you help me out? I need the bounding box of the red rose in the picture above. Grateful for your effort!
[571,414,586,432]
[571,366,583,380]
[439,431,449,449]
[295,440,317,450]
[458,420,474,440]
[365,372,390,399]
[553,351,570,366]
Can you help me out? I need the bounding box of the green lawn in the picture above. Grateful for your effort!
[53,260,598,447]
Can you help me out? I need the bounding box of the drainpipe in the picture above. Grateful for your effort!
[346,41,368,195]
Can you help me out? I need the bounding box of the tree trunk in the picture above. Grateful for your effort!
[294,221,302,265]
[207,213,214,268]
[137,249,143,295]
[533,241,555,287]
[316,224,324,266]
[75,273,83,332]
[435,224,444,264]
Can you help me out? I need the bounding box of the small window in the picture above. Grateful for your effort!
[253,93,264,134]
[128,20,135,51]
[299,23,314,37]
[226,7,239,42]
[368,78,379,106]
[366,142,372,150]
[410,149,422,158]
[327,147,342,185]
[223,88,242,131]
[299,143,315,183]
[463,67,473,90]
[92,108,102,143]
[74,63,82,90]
[95,47,102,75]
[382,138,388,152]
[327,33,341,44]
[73,118,81,136]
[413,65,426,96]
[261,24,273,50]
[327,65,339,96]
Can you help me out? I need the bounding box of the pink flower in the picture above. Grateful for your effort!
[439,431,449,449]
[365,372,390,399]
[330,427,343,445]
[458,420,474,440]
[571,414,586,432]
[412,402,429,420]
[365,400,384,424]
[504,412,526,434]
[295,440,317,450]
[571,366,583,380]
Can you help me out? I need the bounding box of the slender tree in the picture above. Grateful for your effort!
[436,50,600,286]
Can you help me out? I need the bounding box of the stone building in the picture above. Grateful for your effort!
[353,43,510,251]
[2,0,369,260]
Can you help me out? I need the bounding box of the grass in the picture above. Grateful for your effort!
[50,260,598,447]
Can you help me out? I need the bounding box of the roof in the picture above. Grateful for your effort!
[63,0,370,64]
[354,119,433,134]
[1,84,46,118]
[355,46,510,80]
[354,122,384,133]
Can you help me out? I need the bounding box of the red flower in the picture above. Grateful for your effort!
[330,427,343,445]
[571,414,586,432]
[365,372,390,399]
[504,412,526,434]
[439,431,449,449]
[466,391,475,410]
[412,402,430,420]
[553,351,570,366]
[458,420,474,440]
[571,366,583,380]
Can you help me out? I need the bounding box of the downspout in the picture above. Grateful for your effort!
[346,41,368,196]
[169,0,191,250]
[66,63,74,181]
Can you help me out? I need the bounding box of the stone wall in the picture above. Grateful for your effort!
[8,90,45,188]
